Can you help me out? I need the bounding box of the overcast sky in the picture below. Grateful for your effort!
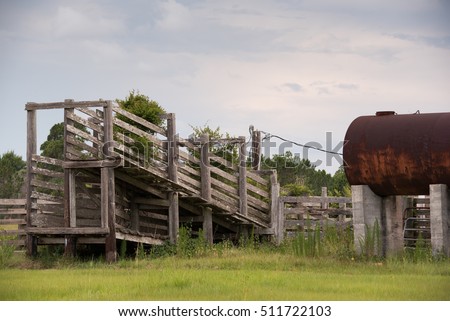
[1,0,449,174]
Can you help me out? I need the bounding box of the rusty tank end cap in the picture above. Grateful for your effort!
[376,111,396,116]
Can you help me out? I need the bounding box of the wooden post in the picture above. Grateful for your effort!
[167,113,179,244]
[238,136,248,217]
[270,171,282,244]
[321,187,328,210]
[104,101,116,262]
[64,105,76,256]
[200,134,213,244]
[26,109,37,257]
[130,200,139,231]
[251,130,261,170]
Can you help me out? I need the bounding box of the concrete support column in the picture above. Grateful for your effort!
[383,195,407,256]
[429,184,450,256]
[352,185,382,255]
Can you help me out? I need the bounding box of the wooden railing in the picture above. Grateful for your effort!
[61,102,274,228]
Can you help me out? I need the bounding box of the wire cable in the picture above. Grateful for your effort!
[259,130,343,156]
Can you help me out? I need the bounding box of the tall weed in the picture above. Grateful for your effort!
[0,229,16,268]
[358,220,381,260]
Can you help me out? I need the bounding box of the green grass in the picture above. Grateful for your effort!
[1,250,449,301]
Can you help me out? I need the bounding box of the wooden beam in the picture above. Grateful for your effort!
[26,109,37,257]
[115,231,164,245]
[200,134,213,244]
[238,136,248,217]
[269,171,282,244]
[251,129,261,170]
[63,158,121,169]
[25,100,108,111]
[26,227,109,235]
[64,107,76,257]
[167,113,179,244]
[104,101,117,263]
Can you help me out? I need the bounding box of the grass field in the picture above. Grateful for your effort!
[1,250,449,300]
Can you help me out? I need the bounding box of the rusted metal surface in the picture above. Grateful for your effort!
[344,112,450,196]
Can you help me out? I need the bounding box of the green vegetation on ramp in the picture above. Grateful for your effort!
[1,252,448,301]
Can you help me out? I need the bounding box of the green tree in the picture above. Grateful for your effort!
[115,90,166,165]
[40,123,65,160]
[116,90,166,129]
[189,124,238,164]
[330,166,351,196]
[0,151,26,198]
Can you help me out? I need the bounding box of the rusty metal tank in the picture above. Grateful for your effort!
[343,111,450,196]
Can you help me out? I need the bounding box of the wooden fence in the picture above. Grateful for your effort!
[276,187,352,243]
[0,199,26,247]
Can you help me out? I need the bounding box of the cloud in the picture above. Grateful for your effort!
[282,83,303,92]
[53,6,124,38]
[335,83,358,90]
[390,33,450,49]
[156,0,193,31]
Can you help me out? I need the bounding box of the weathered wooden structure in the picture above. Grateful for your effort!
[24,100,281,261]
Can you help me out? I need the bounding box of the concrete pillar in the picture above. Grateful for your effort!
[429,184,450,256]
[351,185,382,255]
[383,195,407,256]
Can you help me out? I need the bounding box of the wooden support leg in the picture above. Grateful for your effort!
[203,207,213,245]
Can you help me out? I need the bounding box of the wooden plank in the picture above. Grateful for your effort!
[66,145,86,159]
[210,156,238,171]
[200,134,213,244]
[139,211,168,221]
[32,155,63,167]
[66,135,99,155]
[210,176,238,197]
[139,221,168,231]
[104,102,116,263]
[26,227,109,235]
[178,162,200,177]
[0,219,27,225]
[31,191,63,203]
[31,178,64,192]
[0,199,26,206]
[247,183,269,199]
[233,212,268,228]
[270,171,281,243]
[211,189,239,211]
[178,149,201,166]
[247,170,270,186]
[115,231,164,245]
[75,107,104,123]
[210,166,238,184]
[31,167,64,178]
[178,138,197,150]
[281,196,352,204]
[113,118,164,148]
[113,106,166,136]
[167,113,179,244]
[66,111,104,133]
[63,158,121,169]
[239,136,248,217]
[134,197,170,207]
[0,208,27,215]
[115,171,166,198]
[66,124,102,146]
[26,100,108,110]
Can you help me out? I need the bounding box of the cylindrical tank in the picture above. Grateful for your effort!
[343,111,450,196]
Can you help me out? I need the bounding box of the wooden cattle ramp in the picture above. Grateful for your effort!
[25,100,280,261]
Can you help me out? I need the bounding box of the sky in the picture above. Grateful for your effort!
[0,0,449,174]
